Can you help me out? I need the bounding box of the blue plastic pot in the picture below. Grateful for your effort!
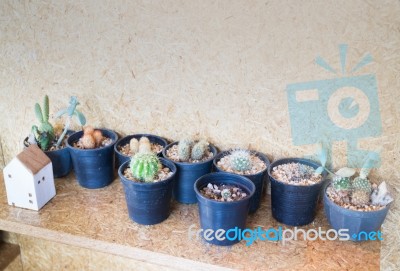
[162,142,217,204]
[194,172,256,246]
[24,131,74,178]
[268,158,327,226]
[45,147,72,178]
[118,158,177,225]
[67,129,118,189]
[114,134,168,168]
[213,150,270,213]
[324,185,390,241]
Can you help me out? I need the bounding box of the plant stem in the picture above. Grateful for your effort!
[56,118,70,148]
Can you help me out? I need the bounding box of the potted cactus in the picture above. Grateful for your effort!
[162,138,217,203]
[267,155,327,226]
[24,95,86,178]
[194,172,255,246]
[114,134,168,168]
[323,154,393,241]
[118,139,177,225]
[213,149,270,213]
[67,125,117,189]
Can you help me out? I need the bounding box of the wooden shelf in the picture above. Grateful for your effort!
[0,174,380,270]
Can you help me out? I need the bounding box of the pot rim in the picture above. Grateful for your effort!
[268,157,326,188]
[162,141,217,166]
[118,158,177,186]
[213,149,270,177]
[66,128,118,152]
[114,133,168,157]
[194,172,256,205]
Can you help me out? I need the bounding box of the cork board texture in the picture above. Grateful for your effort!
[0,0,399,269]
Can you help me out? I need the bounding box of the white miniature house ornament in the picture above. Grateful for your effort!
[3,144,56,211]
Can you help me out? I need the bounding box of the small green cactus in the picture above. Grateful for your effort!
[130,152,161,182]
[221,188,231,200]
[178,138,193,162]
[31,95,55,151]
[191,140,208,160]
[352,177,372,193]
[333,176,352,192]
[230,149,252,172]
[351,189,370,206]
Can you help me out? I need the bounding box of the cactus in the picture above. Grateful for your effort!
[129,138,139,155]
[31,95,55,151]
[139,137,151,153]
[333,176,352,192]
[352,177,372,193]
[55,96,86,148]
[221,188,231,200]
[191,140,208,160]
[351,190,370,206]
[93,130,103,147]
[371,181,394,206]
[230,149,252,172]
[178,138,193,162]
[130,152,161,182]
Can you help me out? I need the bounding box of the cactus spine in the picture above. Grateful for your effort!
[230,149,252,172]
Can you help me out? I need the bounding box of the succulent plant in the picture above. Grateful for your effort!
[351,190,370,206]
[178,138,193,162]
[138,137,151,153]
[352,177,372,193]
[129,138,139,155]
[221,188,231,200]
[31,95,55,151]
[130,152,161,182]
[230,149,252,172]
[332,176,352,192]
[371,181,394,206]
[191,140,208,160]
[54,96,86,148]
[80,126,103,149]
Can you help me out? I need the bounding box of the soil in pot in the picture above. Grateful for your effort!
[200,183,248,202]
[123,166,173,183]
[216,150,267,175]
[214,149,270,213]
[271,162,322,185]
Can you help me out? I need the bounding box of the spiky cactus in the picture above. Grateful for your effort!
[31,95,55,151]
[351,190,370,206]
[178,138,193,162]
[352,177,372,193]
[130,152,161,182]
[191,140,208,160]
[230,149,252,172]
[333,176,352,192]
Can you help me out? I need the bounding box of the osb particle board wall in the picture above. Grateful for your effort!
[0,0,399,269]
